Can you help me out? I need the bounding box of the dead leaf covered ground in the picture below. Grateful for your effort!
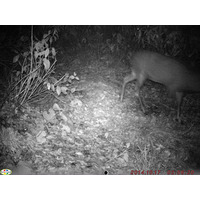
[0,50,200,175]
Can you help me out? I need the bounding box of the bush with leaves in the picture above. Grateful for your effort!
[129,26,188,57]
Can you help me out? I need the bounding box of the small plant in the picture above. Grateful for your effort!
[9,27,58,105]
[44,72,79,96]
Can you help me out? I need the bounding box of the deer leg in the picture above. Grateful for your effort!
[135,73,146,113]
[120,71,136,101]
[176,92,184,122]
